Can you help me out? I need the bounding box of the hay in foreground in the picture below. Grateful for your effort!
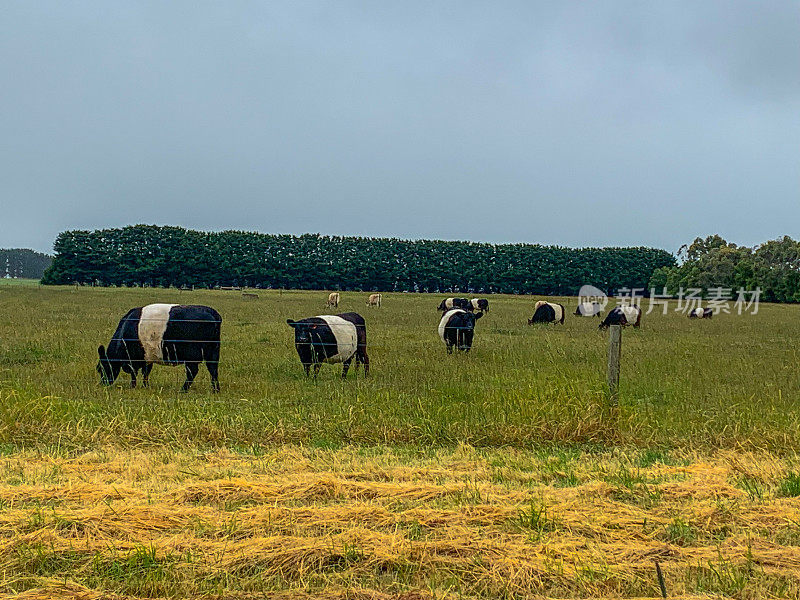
[0,445,798,599]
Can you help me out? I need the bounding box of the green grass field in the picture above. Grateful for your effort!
[0,285,798,452]
[2,286,800,599]
[0,278,39,287]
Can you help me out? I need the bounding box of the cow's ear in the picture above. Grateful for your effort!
[474,311,483,320]
[98,345,106,358]
[286,319,297,327]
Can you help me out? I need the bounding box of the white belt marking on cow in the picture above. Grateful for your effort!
[620,305,640,322]
[138,303,178,364]
[551,303,563,322]
[439,309,465,343]
[319,315,358,363]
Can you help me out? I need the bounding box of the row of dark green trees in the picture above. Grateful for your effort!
[41,225,675,294]
[1,249,52,279]
[649,234,800,303]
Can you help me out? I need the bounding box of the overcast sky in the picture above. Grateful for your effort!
[2,1,798,254]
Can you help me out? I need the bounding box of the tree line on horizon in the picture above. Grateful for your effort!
[40,225,675,295]
[649,234,800,303]
[1,248,52,279]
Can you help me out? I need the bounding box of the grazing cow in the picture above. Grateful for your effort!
[326,292,340,308]
[528,301,565,325]
[574,301,603,317]
[599,305,642,329]
[437,297,470,312]
[366,293,382,307]
[689,307,713,319]
[97,304,221,392]
[286,312,369,378]
[469,298,489,312]
[439,309,483,353]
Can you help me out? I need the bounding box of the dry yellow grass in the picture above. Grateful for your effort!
[0,445,798,599]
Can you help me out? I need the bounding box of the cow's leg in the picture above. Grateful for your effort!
[207,360,220,393]
[142,363,153,388]
[182,362,200,392]
[122,365,137,388]
[313,363,322,378]
[303,363,311,377]
[205,345,221,393]
[342,357,352,378]
[359,348,370,377]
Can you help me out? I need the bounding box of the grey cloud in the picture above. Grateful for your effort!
[1,1,797,254]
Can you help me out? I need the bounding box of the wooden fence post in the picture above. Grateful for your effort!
[654,560,667,598]
[607,324,622,405]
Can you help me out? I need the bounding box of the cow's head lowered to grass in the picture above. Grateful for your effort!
[96,344,120,385]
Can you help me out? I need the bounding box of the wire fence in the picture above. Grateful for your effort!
[1,323,599,392]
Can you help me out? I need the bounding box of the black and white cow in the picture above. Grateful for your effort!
[688,307,713,319]
[438,309,482,353]
[574,301,603,317]
[437,297,470,312]
[97,304,221,392]
[469,298,489,312]
[528,301,565,325]
[598,305,642,329]
[286,312,369,378]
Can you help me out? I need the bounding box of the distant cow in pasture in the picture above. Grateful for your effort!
[528,301,565,325]
[574,301,603,317]
[242,292,259,300]
[97,304,221,392]
[326,292,340,308]
[469,298,489,312]
[286,312,369,378]
[366,293,382,307]
[438,309,483,353]
[599,305,642,329]
[437,297,470,312]
[689,307,713,319]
